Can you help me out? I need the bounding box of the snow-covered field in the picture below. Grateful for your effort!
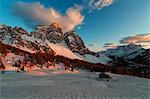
[0,69,149,99]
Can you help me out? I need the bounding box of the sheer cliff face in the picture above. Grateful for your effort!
[64,31,91,55]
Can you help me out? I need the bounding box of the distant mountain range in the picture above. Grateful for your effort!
[99,43,150,67]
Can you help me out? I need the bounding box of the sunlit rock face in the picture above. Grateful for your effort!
[31,23,64,43]
[0,24,54,54]
[0,24,28,45]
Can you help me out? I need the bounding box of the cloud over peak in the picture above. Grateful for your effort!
[12,2,84,32]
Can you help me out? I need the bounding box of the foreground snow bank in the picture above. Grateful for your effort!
[0,70,149,99]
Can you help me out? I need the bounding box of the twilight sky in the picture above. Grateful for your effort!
[0,0,150,52]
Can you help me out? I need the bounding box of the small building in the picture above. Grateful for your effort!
[97,72,112,81]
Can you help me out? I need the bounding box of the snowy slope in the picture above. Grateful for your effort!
[45,40,82,60]
[75,53,112,64]
[22,35,82,60]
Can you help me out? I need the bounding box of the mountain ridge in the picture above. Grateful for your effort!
[99,43,150,67]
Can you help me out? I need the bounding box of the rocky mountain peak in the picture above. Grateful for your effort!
[50,23,61,29]
[13,26,28,35]
[31,23,63,43]
[126,42,142,49]
[0,24,12,32]
[0,24,7,29]
[64,31,93,55]
[35,23,62,34]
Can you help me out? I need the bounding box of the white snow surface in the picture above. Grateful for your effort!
[12,44,36,54]
[45,40,82,60]
[68,35,75,42]
[0,69,149,99]
[75,53,112,64]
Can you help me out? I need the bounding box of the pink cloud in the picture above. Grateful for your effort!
[120,33,150,44]
[12,2,84,32]
[103,43,117,49]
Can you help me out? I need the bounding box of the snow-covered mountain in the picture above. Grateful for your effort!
[0,24,111,64]
[100,43,145,59]
[99,43,150,67]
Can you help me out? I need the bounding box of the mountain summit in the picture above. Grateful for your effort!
[31,23,63,43]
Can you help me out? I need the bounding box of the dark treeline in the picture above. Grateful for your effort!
[54,55,107,72]
[54,55,150,79]
[0,42,149,78]
[108,56,150,79]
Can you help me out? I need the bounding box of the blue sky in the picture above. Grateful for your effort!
[0,0,150,51]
